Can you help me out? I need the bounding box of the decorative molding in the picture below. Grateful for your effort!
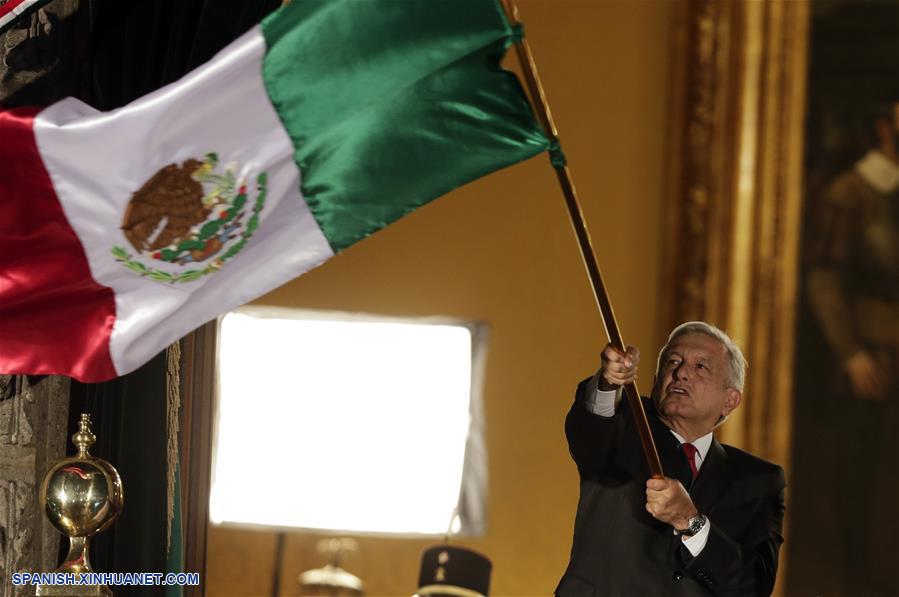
[673,0,721,322]
[0,0,83,107]
[1,480,34,596]
[0,376,70,596]
[0,376,13,402]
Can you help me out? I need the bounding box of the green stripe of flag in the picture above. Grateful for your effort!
[261,0,549,252]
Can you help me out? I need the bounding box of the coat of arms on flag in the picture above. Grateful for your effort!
[112,153,268,284]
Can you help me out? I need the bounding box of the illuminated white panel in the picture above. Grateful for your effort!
[209,310,474,534]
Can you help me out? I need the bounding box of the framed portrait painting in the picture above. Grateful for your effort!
[663,0,897,594]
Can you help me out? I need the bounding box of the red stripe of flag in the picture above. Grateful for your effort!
[0,0,28,17]
[0,108,117,381]
[0,0,30,25]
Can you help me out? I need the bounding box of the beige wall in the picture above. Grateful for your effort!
[206,1,672,594]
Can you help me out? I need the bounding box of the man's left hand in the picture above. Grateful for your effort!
[646,477,698,530]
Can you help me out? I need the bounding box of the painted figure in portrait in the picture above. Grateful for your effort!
[788,2,899,595]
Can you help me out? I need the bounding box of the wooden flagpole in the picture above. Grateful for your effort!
[499,0,664,478]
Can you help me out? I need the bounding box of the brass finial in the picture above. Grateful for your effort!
[37,412,123,595]
[72,413,96,458]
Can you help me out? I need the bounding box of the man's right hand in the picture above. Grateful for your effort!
[599,343,640,391]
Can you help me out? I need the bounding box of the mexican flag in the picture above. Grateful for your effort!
[0,0,549,382]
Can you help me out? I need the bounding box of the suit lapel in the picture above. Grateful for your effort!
[690,437,731,514]
[644,400,699,486]
[646,404,685,477]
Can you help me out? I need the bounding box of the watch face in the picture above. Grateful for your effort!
[687,515,705,535]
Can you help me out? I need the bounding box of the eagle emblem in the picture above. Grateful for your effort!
[111,153,267,284]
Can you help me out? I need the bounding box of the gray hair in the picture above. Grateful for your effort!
[656,321,747,391]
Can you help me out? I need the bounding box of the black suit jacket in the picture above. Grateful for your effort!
[556,378,786,597]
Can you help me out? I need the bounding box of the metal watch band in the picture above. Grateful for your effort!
[679,514,706,537]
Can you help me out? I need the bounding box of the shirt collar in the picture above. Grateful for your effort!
[855,149,899,194]
[669,429,714,466]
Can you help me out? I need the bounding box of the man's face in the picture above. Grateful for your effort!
[653,332,741,432]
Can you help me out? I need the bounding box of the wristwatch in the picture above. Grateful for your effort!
[677,513,707,537]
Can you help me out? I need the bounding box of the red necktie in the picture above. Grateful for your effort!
[681,443,699,480]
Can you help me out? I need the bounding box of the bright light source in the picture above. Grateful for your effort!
[209,309,479,535]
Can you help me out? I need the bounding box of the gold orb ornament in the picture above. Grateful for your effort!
[37,413,124,596]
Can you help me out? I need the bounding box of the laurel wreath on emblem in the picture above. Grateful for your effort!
[111,153,267,284]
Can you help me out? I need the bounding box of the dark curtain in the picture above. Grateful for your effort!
[68,355,171,587]
[87,0,281,111]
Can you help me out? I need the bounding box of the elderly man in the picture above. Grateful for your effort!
[556,322,785,597]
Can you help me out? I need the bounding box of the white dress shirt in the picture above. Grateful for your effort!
[855,149,899,194]
[584,372,713,556]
